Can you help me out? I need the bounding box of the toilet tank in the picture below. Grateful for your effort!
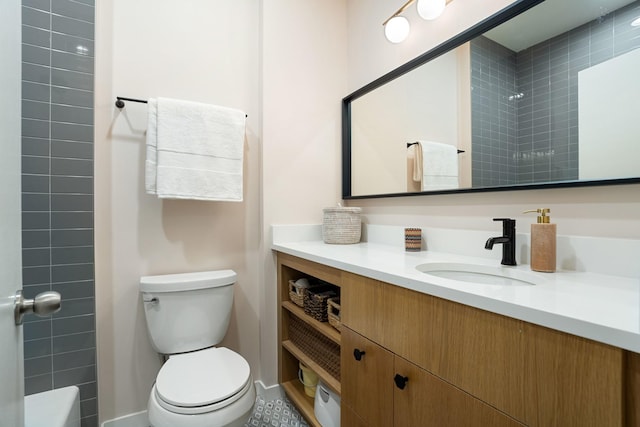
[140,270,236,354]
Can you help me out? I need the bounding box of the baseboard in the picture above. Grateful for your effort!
[100,410,148,427]
[255,380,283,402]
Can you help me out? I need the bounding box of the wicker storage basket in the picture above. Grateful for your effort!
[289,315,341,381]
[304,286,338,322]
[322,206,362,244]
[327,297,341,330]
[288,279,307,307]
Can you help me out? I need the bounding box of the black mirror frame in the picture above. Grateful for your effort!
[341,0,640,199]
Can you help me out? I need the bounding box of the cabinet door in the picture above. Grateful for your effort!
[523,323,624,426]
[341,403,369,427]
[393,356,524,427]
[341,327,393,427]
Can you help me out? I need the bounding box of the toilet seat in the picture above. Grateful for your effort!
[155,347,251,415]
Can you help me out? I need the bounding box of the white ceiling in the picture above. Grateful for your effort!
[484,0,636,52]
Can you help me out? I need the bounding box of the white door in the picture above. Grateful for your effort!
[0,0,25,425]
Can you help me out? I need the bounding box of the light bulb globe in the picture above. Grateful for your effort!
[417,0,446,20]
[384,16,410,43]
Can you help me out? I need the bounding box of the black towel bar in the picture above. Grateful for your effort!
[406,142,464,154]
[115,97,147,108]
[115,96,248,118]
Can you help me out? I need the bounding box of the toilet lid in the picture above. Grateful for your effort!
[156,347,251,408]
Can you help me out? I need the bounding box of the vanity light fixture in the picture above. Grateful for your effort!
[383,0,451,43]
[631,16,640,26]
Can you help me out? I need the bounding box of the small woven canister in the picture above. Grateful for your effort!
[405,228,422,252]
[322,206,362,244]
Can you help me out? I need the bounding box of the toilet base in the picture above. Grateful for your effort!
[148,377,255,427]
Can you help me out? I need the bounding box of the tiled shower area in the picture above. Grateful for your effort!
[471,0,640,187]
[20,0,97,426]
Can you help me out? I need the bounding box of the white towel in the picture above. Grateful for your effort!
[145,97,246,201]
[145,98,159,194]
[420,140,459,191]
[411,143,423,182]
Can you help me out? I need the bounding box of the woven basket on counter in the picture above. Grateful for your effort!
[303,286,338,322]
[288,315,341,381]
[327,297,341,330]
[322,206,362,244]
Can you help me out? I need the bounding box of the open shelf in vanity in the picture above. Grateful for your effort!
[277,252,342,427]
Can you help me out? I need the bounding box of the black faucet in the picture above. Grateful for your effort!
[485,218,517,266]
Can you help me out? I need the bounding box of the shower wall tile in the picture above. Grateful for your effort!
[22,25,50,48]
[22,193,50,211]
[25,373,53,395]
[21,1,96,424]
[52,139,94,158]
[23,0,50,12]
[53,314,96,336]
[51,246,93,265]
[22,6,50,29]
[52,0,95,23]
[52,68,94,92]
[22,156,50,175]
[52,50,94,74]
[23,100,50,120]
[23,266,51,285]
[22,212,50,229]
[51,176,93,194]
[22,231,51,249]
[23,63,50,84]
[51,194,93,211]
[25,355,52,377]
[53,33,94,57]
[52,264,94,284]
[51,122,94,142]
[24,337,52,359]
[52,15,94,40]
[51,229,94,247]
[51,86,93,108]
[53,281,95,300]
[53,348,96,371]
[23,44,50,66]
[52,331,95,354]
[51,158,93,176]
[23,81,51,102]
[53,365,96,388]
[22,248,51,267]
[24,319,52,340]
[22,118,49,138]
[51,212,94,229]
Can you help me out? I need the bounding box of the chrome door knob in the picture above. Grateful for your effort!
[14,290,61,325]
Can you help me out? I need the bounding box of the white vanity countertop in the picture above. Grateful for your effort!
[272,234,640,353]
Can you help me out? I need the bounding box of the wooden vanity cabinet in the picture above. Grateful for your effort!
[341,271,627,426]
[276,253,637,426]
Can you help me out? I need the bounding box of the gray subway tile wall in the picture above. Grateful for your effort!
[471,1,640,186]
[21,0,97,426]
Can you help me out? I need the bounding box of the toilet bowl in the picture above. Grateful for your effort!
[140,270,256,427]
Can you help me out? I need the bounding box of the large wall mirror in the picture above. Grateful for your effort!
[342,0,640,198]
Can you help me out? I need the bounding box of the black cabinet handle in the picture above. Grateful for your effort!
[353,348,366,361]
[394,374,409,390]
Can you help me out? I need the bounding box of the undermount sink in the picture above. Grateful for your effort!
[416,262,544,286]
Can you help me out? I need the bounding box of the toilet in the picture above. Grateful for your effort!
[140,270,255,427]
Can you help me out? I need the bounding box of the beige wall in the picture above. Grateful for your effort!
[260,0,348,387]
[345,0,640,239]
[95,0,261,422]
